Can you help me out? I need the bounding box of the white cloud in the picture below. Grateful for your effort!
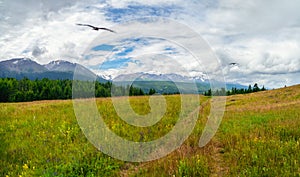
[0,0,113,64]
[204,0,300,35]
[82,19,221,81]
[0,0,299,88]
[109,0,181,8]
[196,0,300,87]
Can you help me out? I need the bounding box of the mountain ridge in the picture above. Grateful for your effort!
[0,58,106,81]
[113,72,209,83]
[0,58,247,91]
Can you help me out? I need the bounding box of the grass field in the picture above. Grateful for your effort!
[1,85,300,176]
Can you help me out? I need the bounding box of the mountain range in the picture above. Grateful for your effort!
[112,73,247,94]
[113,72,208,83]
[0,58,247,93]
[0,58,105,81]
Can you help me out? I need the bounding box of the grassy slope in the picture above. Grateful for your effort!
[0,85,299,176]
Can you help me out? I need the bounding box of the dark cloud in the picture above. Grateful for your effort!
[32,46,47,57]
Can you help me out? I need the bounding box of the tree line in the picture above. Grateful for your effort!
[0,78,267,102]
[204,83,266,96]
[0,78,156,103]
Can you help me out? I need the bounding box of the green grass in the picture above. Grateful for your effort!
[0,85,300,176]
[218,85,300,176]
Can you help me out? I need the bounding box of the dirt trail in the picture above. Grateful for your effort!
[209,140,228,177]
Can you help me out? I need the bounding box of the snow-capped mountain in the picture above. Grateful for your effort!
[112,72,208,83]
[110,72,247,94]
[0,58,48,73]
[99,74,113,81]
[0,58,103,81]
[44,60,77,72]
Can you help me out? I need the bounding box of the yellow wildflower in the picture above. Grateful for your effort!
[22,164,28,170]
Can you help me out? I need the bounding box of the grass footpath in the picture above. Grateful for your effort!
[0,85,300,176]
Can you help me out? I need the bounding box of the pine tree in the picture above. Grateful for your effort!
[149,88,156,95]
[253,83,259,92]
[247,85,252,93]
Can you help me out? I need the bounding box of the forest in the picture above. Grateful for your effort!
[204,83,266,96]
[0,78,151,102]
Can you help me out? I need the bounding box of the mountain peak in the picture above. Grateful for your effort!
[44,60,76,72]
[0,58,46,73]
[10,58,34,64]
[0,58,103,81]
[47,60,75,65]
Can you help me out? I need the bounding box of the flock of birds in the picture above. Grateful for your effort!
[77,23,239,66]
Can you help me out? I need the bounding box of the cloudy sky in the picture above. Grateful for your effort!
[0,0,299,88]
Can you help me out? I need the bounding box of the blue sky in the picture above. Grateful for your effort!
[92,44,115,51]
[104,4,181,23]
[84,37,184,73]
[0,0,299,88]
[100,58,132,70]
[88,36,181,72]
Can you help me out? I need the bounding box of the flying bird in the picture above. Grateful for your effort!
[229,62,238,66]
[76,24,116,33]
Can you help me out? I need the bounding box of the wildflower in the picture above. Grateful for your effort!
[254,137,258,142]
[22,164,28,170]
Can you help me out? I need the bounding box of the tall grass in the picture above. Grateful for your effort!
[0,85,299,176]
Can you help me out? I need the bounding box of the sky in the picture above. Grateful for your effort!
[0,0,299,88]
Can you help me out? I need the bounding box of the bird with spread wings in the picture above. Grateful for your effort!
[76,24,116,33]
[229,62,238,66]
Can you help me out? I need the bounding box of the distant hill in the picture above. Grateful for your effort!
[0,58,107,82]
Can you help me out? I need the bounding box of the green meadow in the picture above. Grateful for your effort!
[0,85,300,176]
